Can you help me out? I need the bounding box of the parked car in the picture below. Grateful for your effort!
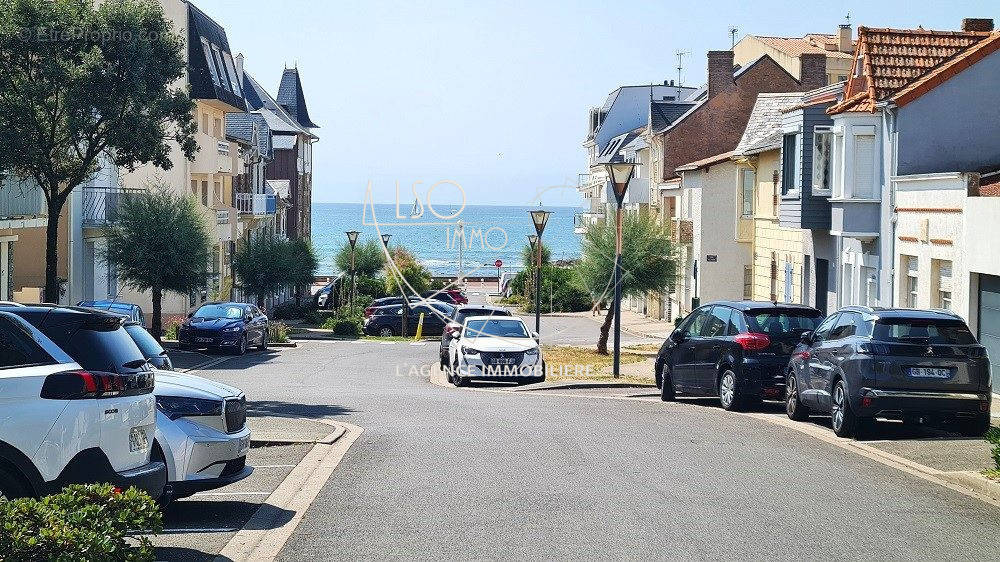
[364,296,423,318]
[656,301,824,410]
[153,370,252,505]
[363,302,454,337]
[448,315,543,386]
[77,299,145,326]
[124,320,173,370]
[313,281,335,309]
[439,305,512,368]
[0,307,162,499]
[786,307,992,438]
[421,289,468,305]
[177,302,269,354]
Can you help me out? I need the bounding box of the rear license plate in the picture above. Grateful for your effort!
[129,427,149,453]
[908,367,952,379]
[196,337,213,343]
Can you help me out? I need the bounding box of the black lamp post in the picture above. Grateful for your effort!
[380,232,407,337]
[604,161,637,378]
[528,210,550,336]
[346,230,360,310]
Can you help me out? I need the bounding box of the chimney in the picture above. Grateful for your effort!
[838,24,853,53]
[961,18,994,32]
[799,53,827,90]
[707,50,735,99]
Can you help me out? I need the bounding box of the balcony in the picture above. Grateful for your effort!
[574,211,605,234]
[236,192,276,216]
[670,218,693,245]
[0,176,46,221]
[216,209,233,242]
[82,186,145,226]
[217,141,232,174]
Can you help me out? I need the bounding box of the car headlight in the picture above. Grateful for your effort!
[222,325,242,333]
[156,395,223,420]
[462,346,479,355]
[525,347,539,356]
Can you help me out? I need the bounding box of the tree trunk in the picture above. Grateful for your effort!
[256,292,264,308]
[597,304,615,355]
[151,285,162,341]
[44,197,64,303]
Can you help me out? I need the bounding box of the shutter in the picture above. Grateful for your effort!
[852,134,876,198]
[784,262,793,303]
[938,261,953,291]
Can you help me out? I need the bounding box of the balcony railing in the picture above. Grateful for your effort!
[235,192,276,216]
[0,176,46,219]
[82,186,145,226]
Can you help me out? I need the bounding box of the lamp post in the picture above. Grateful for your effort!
[346,230,360,310]
[381,232,408,337]
[604,161,637,378]
[528,209,550,336]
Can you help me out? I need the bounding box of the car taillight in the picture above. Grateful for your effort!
[967,345,988,359]
[734,332,770,351]
[364,307,375,318]
[858,343,890,355]
[40,369,154,400]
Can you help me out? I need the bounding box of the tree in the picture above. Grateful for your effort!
[384,246,431,295]
[286,238,318,306]
[233,233,288,309]
[520,242,551,270]
[335,239,385,277]
[103,186,210,340]
[577,212,676,354]
[0,0,197,301]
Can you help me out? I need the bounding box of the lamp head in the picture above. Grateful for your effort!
[528,209,551,237]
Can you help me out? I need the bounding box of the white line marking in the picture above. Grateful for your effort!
[409,342,426,346]
[251,464,297,468]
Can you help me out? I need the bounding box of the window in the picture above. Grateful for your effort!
[211,45,231,92]
[727,310,747,335]
[813,313,839,342]
[837,75,848,83]
[62,327,147,374]
[746,308,823,335]
[784,262,794,303]
[223,52,243,96]
[860,266,878,307]
[190,179,198,195]
[812,127,833,194]
[740,168,754,218]
[852,133,877,199]
[124,324,165,359]
[214,180,222,205]
[200,38,221,87]
[201,113,209,134]
[701,306,732,338]
[829,312,858,340]
[680,307,710,337]
[903,255,918,308]
[781,133,798,195]
[873,318,976,345]
[934,259,953,310]
[214,117,222,138]
[832,133,844,198]
[201,180,208,206]
[0,316,59,369]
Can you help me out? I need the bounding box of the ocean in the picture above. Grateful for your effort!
[311,203,583,277]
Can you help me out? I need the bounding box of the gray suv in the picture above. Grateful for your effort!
[786,307,992,438]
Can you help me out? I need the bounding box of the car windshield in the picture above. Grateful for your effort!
[124,324,165,358]
[195,304,244,319]
[746,309,823,335]
[465,318,529,338]
[873,318,976,345]
[63,327,148,374]
[456,309,510,324]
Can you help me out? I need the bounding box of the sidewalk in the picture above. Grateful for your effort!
[546,308,675,339]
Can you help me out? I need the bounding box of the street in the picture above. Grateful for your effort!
[160,323,1000,560]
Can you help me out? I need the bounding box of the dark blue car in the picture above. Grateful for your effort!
[177,302,269,355]
[77,300,145,326]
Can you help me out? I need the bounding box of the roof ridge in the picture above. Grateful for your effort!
[858,25,992,37]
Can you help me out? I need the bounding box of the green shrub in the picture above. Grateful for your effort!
[269,321,290,343]
[164,322,179,341]
[0,483,162,561]
[270,301,313,320]
[986,426,1000,470]
[355,275,387,299]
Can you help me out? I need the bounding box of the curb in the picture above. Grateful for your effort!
[937,471,1000,503]
[510,381,657,392]
[162,339,297,349]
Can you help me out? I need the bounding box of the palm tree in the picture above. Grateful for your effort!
[577,212,676,354]
[103,185,211,340]
[335,239,385,277]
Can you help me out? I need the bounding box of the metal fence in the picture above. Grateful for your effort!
[82,186,145,226]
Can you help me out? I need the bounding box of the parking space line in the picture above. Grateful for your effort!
[252,464,298,468]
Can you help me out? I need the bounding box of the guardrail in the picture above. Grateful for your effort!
[82,186,145,226]
[235,192,276,216]
[0,176,46,218]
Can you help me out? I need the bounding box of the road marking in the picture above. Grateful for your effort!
[251,464,298,468]
[180,354,237,373]
[409,342,426,346]
[217,419,363,561]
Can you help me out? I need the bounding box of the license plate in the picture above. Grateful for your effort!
[494,358,514,365]
[908,367,952,379]
[129,427,149,453]
[196,337,213,343]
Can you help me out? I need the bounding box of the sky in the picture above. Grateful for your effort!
[201,0,999,207]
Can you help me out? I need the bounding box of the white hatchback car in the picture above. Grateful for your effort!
[0,310,161,499]
[448,316,545,386]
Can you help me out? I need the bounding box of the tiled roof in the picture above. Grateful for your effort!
[829,26,991,114]
[755,34,855,59]
[893,32,1000,107]
[734,93,801,155]
[676,151,735,172]
[651,101,697,133]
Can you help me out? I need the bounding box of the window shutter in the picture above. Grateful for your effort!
[852,134,876,198]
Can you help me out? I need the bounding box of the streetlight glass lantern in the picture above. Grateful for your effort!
[527,234,538,249]
[380,233,392,247]
[346,230,360,247]
[604,161,638,205]
[528,209,550,237]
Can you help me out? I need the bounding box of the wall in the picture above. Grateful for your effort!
[733,36,853,84]
[896,48,1000,176]
[779,103,833,229]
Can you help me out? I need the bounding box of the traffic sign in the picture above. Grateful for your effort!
[494,259,502,268]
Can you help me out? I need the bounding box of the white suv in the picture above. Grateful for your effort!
[448,316,545,386]
[0,310,161,498]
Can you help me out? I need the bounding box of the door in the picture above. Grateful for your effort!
[693,306,732,391]
[813,312,859,409]
[815,259,829,315]
[803,313,839,406]
[979,274,1000,390]
[669,307,711,391]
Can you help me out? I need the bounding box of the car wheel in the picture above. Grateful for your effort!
[718,369,745,411]
[235,334,247,356]
[830,379,873,439]
[452,359,467,387]
[0,465,32,500]
[659,364,675,402]
[786,372,810,421]
[258,331,268,351]
[957,413,991,437]
[378,326,394,338]
[654,359,663,389]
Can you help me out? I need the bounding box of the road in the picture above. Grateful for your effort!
[180,323,1000,560]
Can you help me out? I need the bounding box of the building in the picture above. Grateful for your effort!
[824,19,998,309]
[0,174,54,302]
[734,24,855,85]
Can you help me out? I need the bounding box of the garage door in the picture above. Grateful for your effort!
[978,275,1000,390]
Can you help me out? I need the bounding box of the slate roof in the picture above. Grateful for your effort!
[226,112,272,159]
[734,93,801,156]
[651,101,698,133]
[754,34,855,60]
[597,129,642,163]
[829,26,991,114]
[276,68,319,129]
[242,71,317,138]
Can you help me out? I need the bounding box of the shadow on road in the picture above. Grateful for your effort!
[154,546,230,562]
[248,400,354,419]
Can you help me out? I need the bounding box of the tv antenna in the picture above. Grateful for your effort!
[675,50,690,87]
[729,26,739,48]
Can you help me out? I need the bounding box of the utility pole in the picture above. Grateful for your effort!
[456,220,464,285]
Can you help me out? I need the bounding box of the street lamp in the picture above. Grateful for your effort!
[528,210,550,336]
[380,232,408,337]
[604,161,637,378]
[346,231,360,310]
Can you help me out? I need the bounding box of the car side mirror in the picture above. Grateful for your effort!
[187,312,194,318]
[531,331,539,340]
[800,331,814,345]
[671,330,687,343]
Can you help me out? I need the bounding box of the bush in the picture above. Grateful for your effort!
[986,426,1000,470]
[269,321,290,343]
[0,483,162,561]
[354,276,387,299]
[270,301,313,320]
[321,307,363,338]
[520,266,592,313]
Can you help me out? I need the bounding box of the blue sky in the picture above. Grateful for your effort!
[201,0,998,206]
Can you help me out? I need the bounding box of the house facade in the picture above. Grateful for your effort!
[0,175,53,302]
[733,24,855,85]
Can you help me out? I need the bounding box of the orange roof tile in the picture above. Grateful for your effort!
[754,34,855,59]
[893,32,1000,106]
[828,26,991,114]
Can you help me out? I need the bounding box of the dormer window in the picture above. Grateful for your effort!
[200,38,220,87]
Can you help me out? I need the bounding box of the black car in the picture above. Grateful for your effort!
[177,302,269,354]
[364,302,454,337]
[124,321,173,370]
[656,301,823,410]
[787,307,992,438]
[439,305,512,367]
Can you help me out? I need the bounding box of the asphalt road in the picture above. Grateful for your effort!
[187,338,1000,560]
